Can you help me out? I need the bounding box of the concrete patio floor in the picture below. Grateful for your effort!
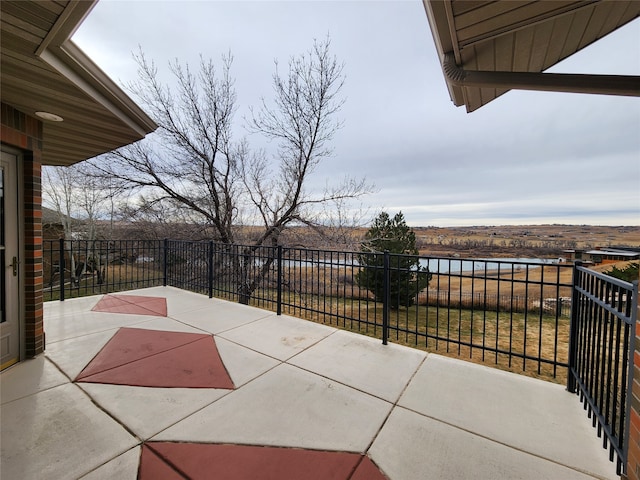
[1,286,618,479]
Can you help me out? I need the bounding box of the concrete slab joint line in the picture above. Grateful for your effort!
[10,287,618,480]
[75,327,234,389]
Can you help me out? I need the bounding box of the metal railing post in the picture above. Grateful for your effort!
[382,250,390,345]
[163,239,168,287]
[623,280,639,475]
[208,240,214,299]
[277,245,282,315]
[567,261,581,393]
[58,238,65,302]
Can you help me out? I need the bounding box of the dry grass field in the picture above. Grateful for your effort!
[265,260,575,383]
[414,224,640,257]
[276,291,570,384]
[43,264,163,301]
[44,224,637,383]
[253,223,640,258]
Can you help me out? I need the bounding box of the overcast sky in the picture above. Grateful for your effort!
[72,1,640,227]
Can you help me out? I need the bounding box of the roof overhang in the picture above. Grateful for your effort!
[1,0,157,165]
[423,0,640,112]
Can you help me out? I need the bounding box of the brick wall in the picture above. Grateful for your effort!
[1,102,45,357]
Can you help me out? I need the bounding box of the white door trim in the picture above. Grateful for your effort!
[1,146,24,369]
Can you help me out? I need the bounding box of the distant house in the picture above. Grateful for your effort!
[563,248,640,265]
[42,207,66,241]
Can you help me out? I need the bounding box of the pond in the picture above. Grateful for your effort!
[419,257,561,273]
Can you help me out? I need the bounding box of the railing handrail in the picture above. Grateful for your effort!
[42,238,577,379]
[568,262,638,475]
[576,263,637,291]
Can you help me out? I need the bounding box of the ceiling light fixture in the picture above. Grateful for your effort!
[35,111,64,122]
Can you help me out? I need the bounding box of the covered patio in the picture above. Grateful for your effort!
[1,286,617,479]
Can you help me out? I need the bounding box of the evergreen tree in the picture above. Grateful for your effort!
[605,262,639,283]
[356,211,431,309]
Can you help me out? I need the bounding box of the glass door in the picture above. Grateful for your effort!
[1,150,20,370]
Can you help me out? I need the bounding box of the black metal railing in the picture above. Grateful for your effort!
[161,241,574,381]
[164,240,280,311]
[279,248,574,380]
[43,238,637,475]
[44,239,574,380]
[568,263,638,475]
[43,239,164,301]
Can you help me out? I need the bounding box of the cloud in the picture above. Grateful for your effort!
[73,1,640,227]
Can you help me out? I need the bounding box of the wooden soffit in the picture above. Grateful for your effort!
[423,0,640,112]
[1,0,157,165]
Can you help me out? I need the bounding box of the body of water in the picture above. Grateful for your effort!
[279,254,560,274]
[419,257,560,273]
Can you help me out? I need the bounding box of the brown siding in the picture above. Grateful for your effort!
[1,102,45,357]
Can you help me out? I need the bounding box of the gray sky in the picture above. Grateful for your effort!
[73,0,640,227]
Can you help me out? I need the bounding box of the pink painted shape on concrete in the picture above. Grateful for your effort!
[77,336,234,389]
[91,295,126,309]
[139,445,186,479]
[142,443,368,480]
[133,296,168,316]
[91,294,167,317]
[351,456,389,480]
[76,328,209,380]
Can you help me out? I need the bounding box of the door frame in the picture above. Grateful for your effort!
[1,145,25,369]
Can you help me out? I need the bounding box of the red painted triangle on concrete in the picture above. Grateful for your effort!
[78,334,234,389]
[76,328,209,380]
[142,443,372,480]
[139,444,186,479]
[352,456,388,480]
[130,296,168,316]
[92,294,167,317]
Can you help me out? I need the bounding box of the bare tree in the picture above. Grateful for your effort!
[243,39,369,247]
[42,166,77,239]
[42,163,121,286]
[93,51,240,244]
[91,38,372,303]
[43,165,79,287]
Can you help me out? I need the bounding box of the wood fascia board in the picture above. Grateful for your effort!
[38,47,155,137]
[35,0,97,56]
[33,0,157,136]
[59,41,157,132]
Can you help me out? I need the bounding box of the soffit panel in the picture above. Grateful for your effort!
[1,54,145,157]
[0,18,45,47]
[1,2,60,30]
[1,11,50,41]
[454,1,586,47]
[437,0,640,112]
[0,0,156,166]
[31,1,68,18]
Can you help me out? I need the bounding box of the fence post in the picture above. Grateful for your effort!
[276,245,282,315]
[163,239,168,287]
[567,261,582,393]
[277,245,282,315]
[208,241,214,298]
[382,250,390,345]
[624,280,639,477]
[58,238,65,302]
